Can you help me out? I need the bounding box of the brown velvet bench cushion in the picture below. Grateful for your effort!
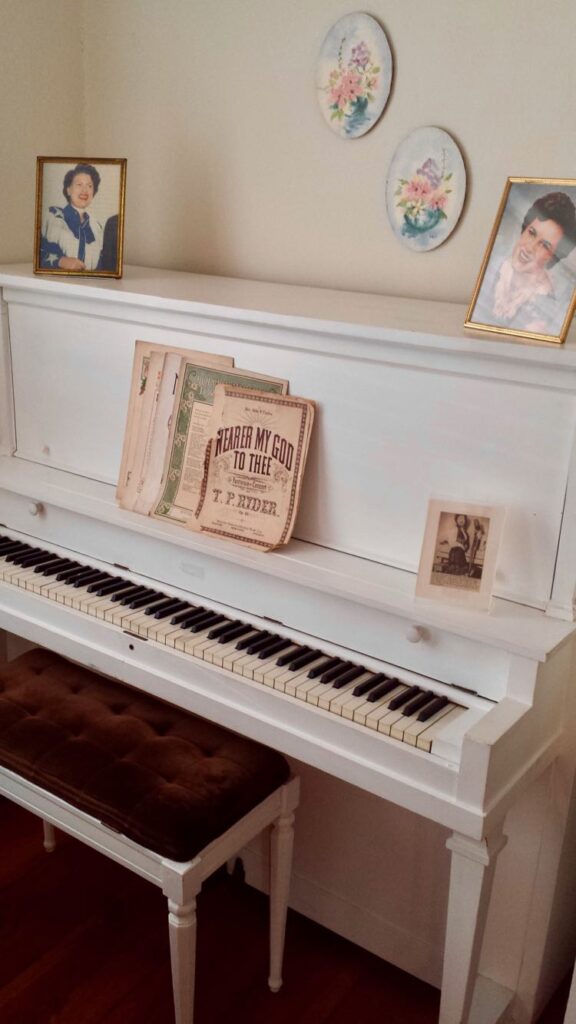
[0,648,290,861]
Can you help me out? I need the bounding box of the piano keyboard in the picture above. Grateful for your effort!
[0,533,470,755]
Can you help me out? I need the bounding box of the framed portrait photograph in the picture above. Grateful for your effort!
[416,500,505,610]
[465,177,576,344]
[34,156,127,278]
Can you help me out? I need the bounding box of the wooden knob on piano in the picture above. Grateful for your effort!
[28,501,44,517]
[405,625,426,644]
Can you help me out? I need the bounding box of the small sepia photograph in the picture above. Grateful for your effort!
[34,156,127,278]
[465,178,576,344]
[416,500,505,610]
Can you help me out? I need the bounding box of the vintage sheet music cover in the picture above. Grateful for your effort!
[152,364,288,528]
[195,385,315,550]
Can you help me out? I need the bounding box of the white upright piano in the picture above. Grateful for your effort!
[1,264,576,1024]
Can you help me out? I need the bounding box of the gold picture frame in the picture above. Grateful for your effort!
[416,500,505,611]
[464,177,576,344]
[34,156,127,278]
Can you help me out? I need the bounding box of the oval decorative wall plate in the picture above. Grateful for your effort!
[316,13,393,139]
[386,127,467,251]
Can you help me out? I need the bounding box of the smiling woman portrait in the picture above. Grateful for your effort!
[466,179,576,343]
[34,156,127,278]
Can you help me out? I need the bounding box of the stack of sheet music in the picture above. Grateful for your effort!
[117,341,314,551]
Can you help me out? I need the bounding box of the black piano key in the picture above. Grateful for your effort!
[388,685,422,711]
[0,539,26,553]
[113,585,152,605]
[127,590,164,609]
[417,696,449,722]
[245,633,280,656]
[257,638,293,660]
[86,574,120,593]
[317,659,354,684]
[401,691,435,717]
[177,608,216,630]
[35,557,75,575]
[173,607,211,627]
[188,613,226,634]
[147,598,187,618]
[170,605,199,625]
[276,645,307,667]
[66,567,101,586]
[330,665,365,690]
[56,564,94,582]
[236,629,270,651]
[352,673,388,697]
[73,570,110,589]
[6,546,40,564]
[93,578,133,597]
[308,657,342,679]
[1,544,33,560]
[366,677,400,703]
[207,619,240,640]
[215,623,253,644]
[3,543,35,560]
[287,649,321,672]
[17,551,55,569]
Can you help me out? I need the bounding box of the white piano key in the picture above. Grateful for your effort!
[240,647,289,681]
[416,706,468,753]
[421,706,479,757]
[283,659,331,696]
[255,646,301,685]
[289,673,326,700]
[175,626,221,656]
[352,684,407,727]
[338,674,379,719]
[26,574,67,596]
[222,636,264,671]
[1,562,38,583]
[143,617,185,644]
[402,704,456,746]
[205,633,250,667]
[324,680,371,716]
[274,657,328,693]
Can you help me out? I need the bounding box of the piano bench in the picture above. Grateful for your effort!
[0,647,299,1024]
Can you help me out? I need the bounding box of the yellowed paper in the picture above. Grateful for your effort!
[152,365,288,528]
[195,385,315,550]
[116,339,233,512]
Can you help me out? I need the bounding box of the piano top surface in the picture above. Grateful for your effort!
[2,262,576,367]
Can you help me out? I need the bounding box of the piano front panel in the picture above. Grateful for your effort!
[6,282,576,611]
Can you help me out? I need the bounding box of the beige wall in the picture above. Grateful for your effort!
[2,0,575,303]
[0,0,84,264]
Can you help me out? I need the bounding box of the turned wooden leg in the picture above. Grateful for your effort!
[268,806,296,993]
[167,897,197,1024]
[439,827,507,1024]
[42,820,56,853]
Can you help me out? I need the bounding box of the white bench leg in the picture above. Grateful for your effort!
[168,898,197,1024]
[268,804,296,993]
[42,820,57,852]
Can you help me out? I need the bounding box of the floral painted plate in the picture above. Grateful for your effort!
[316,13,393,139]
[386,127,467,251]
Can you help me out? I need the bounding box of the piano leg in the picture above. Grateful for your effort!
[440,827,508,1024]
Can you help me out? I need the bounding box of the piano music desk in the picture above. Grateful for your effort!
[2,265,576,1024]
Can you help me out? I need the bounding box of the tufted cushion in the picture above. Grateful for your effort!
[0,648,289,861]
